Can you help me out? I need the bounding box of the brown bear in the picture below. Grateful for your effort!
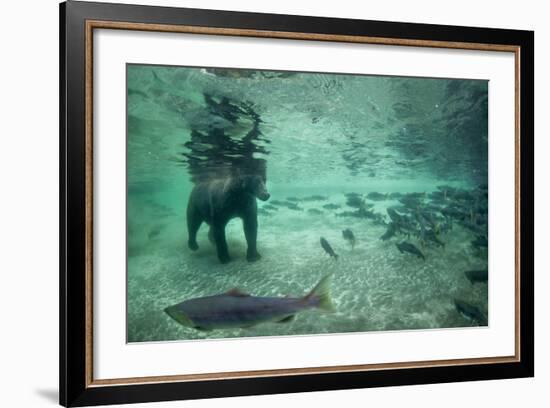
[186,174,270,263]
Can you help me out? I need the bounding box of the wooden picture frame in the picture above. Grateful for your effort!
[60,1,534,406]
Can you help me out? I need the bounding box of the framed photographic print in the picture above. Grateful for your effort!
[60,1,534,406]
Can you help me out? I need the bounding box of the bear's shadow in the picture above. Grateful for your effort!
[187,237,249,263]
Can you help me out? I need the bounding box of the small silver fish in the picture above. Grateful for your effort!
[320,237,339,260]
[464,269,488,284]
[396,241,425,260]
[454,299,487,325]
[165,275,334,331]
[342,228,356,249]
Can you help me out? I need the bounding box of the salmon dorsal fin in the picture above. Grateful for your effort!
[225,288,250,297]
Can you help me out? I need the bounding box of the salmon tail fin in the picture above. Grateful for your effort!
[334,254,339,260]
[306,274,335,312]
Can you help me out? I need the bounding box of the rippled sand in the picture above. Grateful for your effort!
[127,193,488,343]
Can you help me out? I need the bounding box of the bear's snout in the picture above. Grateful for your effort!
[253,177,270,201]
[258,191,270,201]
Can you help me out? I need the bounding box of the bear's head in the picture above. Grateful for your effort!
[241,175,270,201]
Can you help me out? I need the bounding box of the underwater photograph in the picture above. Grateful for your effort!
[126,64,489,343]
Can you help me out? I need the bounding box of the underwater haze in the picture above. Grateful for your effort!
[127,64,488,342]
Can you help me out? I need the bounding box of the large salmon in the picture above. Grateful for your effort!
[165,275,334,331]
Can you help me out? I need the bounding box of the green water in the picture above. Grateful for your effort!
[127,65,488,342]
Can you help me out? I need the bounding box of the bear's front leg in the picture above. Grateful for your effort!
[186,206,202,251]
[212,225,231,264]
[243,214,261,262]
